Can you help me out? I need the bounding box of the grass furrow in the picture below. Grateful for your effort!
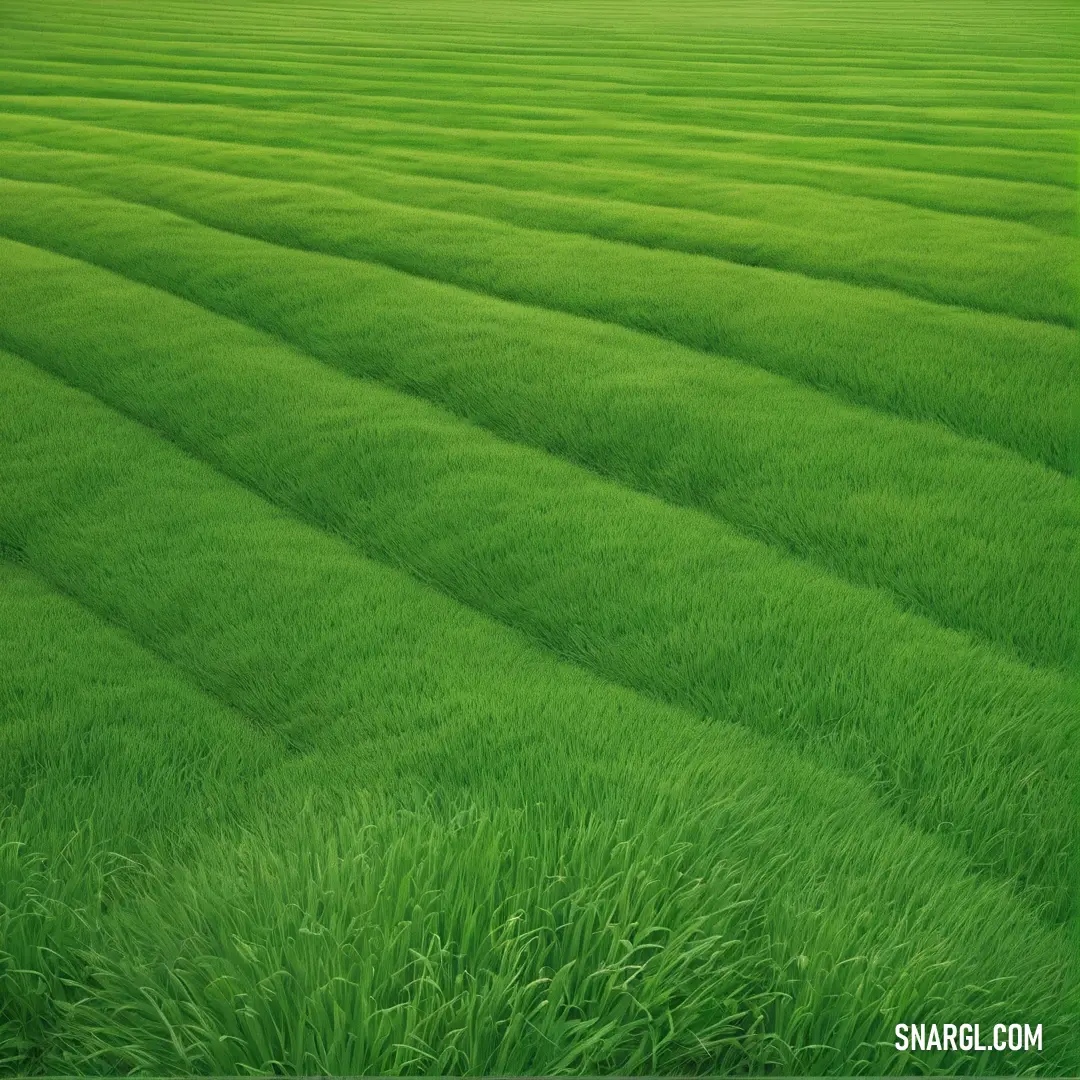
[2,559,789,1074]
[4,17,1074,81]
[4,36,1074,105]
[0,560,284,860]
[1,238,1076,919]
[4,44,1076,150]
[0,349,1076,1075]
[3,51,1076,156]
[3,117,1073,326]
[1,184,1075,673]
[2,1,1075,1071]
[5,27,1073,75]
[0,93,1073,231]
[0,161,1073,477]
[0,558,293,1073]
[2,70,1074,188]
[5,178,1077,662]
[3,40,1074,119]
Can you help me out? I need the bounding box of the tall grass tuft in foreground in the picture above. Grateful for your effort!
[23,803,790,1076]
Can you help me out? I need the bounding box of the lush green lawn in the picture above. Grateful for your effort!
[0,0,1076,1074]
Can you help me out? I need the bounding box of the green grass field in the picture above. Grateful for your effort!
[0,0,1077,1074]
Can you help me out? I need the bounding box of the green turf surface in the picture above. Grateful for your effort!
[0,0,1077,1074]
[1,150,1075,476]
[3,114,1074,324]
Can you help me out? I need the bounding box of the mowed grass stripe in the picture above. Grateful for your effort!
[5,52,1075,158]
[5,37,1073,101]
[2,238,1076,919]
[3,71,1074,188]
[4,0,1070,43]
[4,28,1074,105]
[6,109,1071,254]
[8,27,1074,78]
[10,22,1074,81]
[5,14,1073,78]
[0,350,1076,1076]
[6,31,1075,109]
[1,159,1072,477]
[2,48,1067,114]
[3,115,1071,326]
[2,182,1074,677]
[5,7,1072,60]
[1,94,1070,233]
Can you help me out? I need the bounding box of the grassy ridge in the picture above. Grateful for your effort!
[0,158,1073,477]
[1,237,1075,916]
[1,93,1074,232]
[0,557,284,1072]
[1,69,1075,187]
[1,0,1076,1071]
[0,563,280,859]
[0,353,1075,1074]
[5,49,1078,153]
[0,556,787,1075]
[5,35,1073,90]
[1,113,1073,325]
[0,182,1076,678]
[3,40,1073,106]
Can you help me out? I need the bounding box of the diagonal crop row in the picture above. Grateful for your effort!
[0,560,285,862]
[1,64,1074,188]
[3,560,786,1074]
[0,158,1073,478]
[3,0,1073,69]
[0,349,1076,1075]
[4,44,1076,155]
[5,44,1075,126]
[0,93,1073,231]
[0,237,1075,919]
[2,115,1073,326]
[0,180,1075,675]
